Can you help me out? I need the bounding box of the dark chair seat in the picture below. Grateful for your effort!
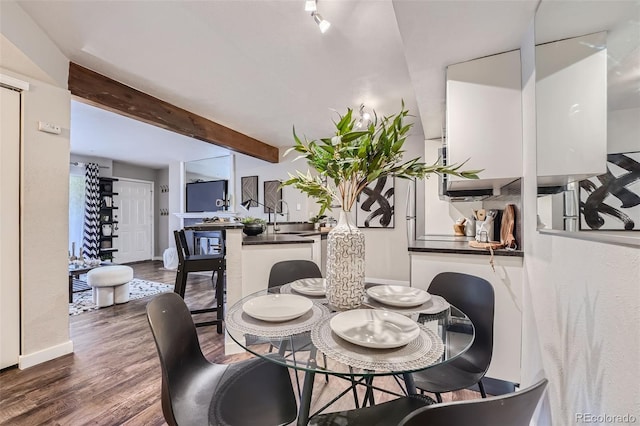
[308,394,435,426]
[147,292,298,426]
[309,379,548,426]
[411,272,495,402]
[399,379,548,426]
[174,230,225,333]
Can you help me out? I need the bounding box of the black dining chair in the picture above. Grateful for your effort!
[267,259,330,392]
[268,259,323,288]
[147,292,298,426]
[411,272,495,402]
[173,229,225,333]
[309,378,548,426]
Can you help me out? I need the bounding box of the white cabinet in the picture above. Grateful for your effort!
[536,32,607,186]
[446,50,523,190]
[410,252,523,383]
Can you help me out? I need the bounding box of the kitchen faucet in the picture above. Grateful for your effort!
[273,199,290,232]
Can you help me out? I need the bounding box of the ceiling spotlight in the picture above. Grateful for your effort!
[305,0,317,12]
[312,11,331,33]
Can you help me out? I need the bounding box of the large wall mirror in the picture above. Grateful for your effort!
[535,1,639,236]
[184,155,234,212]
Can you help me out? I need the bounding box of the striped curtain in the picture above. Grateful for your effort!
[82,163,100,260]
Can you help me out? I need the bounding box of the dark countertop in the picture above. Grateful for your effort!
[185,222,244,231]
[409,237,524,257]
[242,230,330,245]
[242,233,315,245]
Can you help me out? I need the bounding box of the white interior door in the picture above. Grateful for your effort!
[0,87,21,369]
[113,179,153,264]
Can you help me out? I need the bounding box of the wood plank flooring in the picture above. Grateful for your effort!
[0,260,481,425]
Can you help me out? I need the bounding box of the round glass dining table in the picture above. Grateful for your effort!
[225,281,475,426]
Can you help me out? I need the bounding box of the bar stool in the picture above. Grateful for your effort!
[173,229,225,333]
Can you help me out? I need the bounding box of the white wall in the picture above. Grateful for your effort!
[608,107,640,154]
[0,67,73,368]
[0,1,73,368]
[234,149,313,223]
[520,21,640,425]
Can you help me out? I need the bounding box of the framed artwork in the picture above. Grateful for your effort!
[241,176,258,207]
[579,151,640,231]
[263,180,283,213]
[356,176,395,228]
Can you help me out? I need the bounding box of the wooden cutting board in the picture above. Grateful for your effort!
[500,204,516,248]
[469,240,504,250]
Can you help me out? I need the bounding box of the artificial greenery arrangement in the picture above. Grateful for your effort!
[309,214,327,224]
[240,217,266,236]
[283,102,481,215]
[241,217,266,224]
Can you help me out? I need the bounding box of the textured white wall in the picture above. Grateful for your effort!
[0,1,73,368]
[520,21,640,424]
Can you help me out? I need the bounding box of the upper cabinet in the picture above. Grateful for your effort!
[446,50,523,190]
[536,32,607,186]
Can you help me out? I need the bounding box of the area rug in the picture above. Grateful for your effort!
[69,278,174,316]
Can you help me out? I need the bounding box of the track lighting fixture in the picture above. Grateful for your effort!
[304,0,317,12]
[312,11,331,33]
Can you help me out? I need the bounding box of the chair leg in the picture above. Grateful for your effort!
[323,353,329,383]
[435,392,443,403]
[174,268,187,298]
[214,268,225,334]
[478,379,487,398]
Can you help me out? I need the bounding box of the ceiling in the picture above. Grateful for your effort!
[17,0,539,168]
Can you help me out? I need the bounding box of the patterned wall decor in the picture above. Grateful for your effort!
[241,176,258,207]
[82,163,101,259]
[356,176,395,228]
[580,151,640,230]
[263,180,283,213]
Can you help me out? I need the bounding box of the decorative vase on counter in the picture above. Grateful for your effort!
[325,210,365,310]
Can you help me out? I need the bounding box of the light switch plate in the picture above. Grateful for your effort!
[38,121,61,134]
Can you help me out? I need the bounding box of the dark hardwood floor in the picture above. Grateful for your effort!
[0,260,480,425]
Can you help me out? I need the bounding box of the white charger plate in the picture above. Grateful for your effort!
[242,294,313,322]
[366,285,431,308]
[329,309,420,349]
[290,278,326,296]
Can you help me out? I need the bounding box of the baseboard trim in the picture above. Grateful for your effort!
[152,256,162,261]
[19,340,74,370]
[364,277,410,286]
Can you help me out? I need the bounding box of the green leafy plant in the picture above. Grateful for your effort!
[241,217,266,225]
[283,102,481,215]
[309,214,327,224]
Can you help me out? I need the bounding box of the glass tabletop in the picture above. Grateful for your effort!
[225,282,475,377]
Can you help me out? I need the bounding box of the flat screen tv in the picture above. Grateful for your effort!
[186,180,228,212]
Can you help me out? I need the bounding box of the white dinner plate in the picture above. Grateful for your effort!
[329,309,420,349]
[290,278,326,296]
[242,294,313,322]
[366,285,431,308]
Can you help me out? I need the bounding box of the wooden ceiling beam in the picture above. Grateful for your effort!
[68,62,279,163]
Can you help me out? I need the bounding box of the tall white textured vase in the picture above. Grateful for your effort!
[326,210,365,310]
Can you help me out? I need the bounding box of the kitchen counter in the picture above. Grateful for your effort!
[185,222,244,231]
[242,230,329,245]
[409,235,524,257]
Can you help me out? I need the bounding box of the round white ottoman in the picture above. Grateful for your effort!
[87,265,134,308]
